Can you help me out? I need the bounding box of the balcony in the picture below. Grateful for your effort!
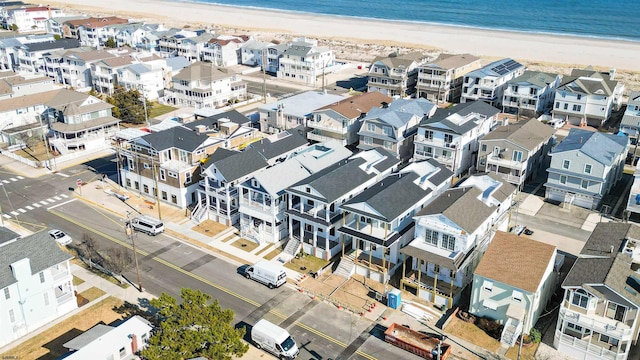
[555,330,627,360]
[307,132,345,144]
[51,269,70,282]
[289,202,340,223]
[307,121,348,134]
[559,307,633,340]
[486,155,526,170]
[342,218,395,241]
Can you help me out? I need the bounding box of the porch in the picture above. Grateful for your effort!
[400,268,463,308]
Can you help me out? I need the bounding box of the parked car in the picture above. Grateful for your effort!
[523,228,534,236]
[49,229,72,245]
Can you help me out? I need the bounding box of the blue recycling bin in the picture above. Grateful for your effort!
[387,288,402,309]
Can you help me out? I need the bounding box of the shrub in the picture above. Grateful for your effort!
[475,317,503,339]
[529,328,542,343]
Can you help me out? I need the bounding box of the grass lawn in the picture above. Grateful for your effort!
[284,255,329,273]
[0,297,124,360]
[230,238,260,252]
[445,314,501,353]
[16,141,49,161]
[192,220,230,237]
[222,233,238,242]
[148,102,178,118]
[263,247,281,260]
[254,244,274,256]
[72,275,85,286]
[505,342,539,360]
[78,287,106,302]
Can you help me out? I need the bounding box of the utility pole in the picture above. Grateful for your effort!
[38,115,52,170]
[153,162,161,220]
[126,211,143,292]
[262,49,267,104]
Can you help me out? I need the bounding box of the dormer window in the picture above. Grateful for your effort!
[306,187,311,193]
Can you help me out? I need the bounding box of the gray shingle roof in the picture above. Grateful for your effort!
[580,222,631,257]
[363,98,435,129]
[563,257,615,287]
[0,231,73,289]
[480,118,556,151]
[185,110,251,129]
[141,126,208,152]
[552,128,627,166]
[341,172,430,222]
[420,101,500,134]
[0,227,20,246]
[207,147,268,182]
[414,186,495,233]
[248,127,308,161]
[23,38,80,52]
[507,70,559,88]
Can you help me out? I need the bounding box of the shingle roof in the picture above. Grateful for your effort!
[475,231,556,293]
[0,227,19,246]
[185,110,251,129]
[507,70,559,88]
[414,186,495,233]
[420,101,500,134]
[141,126,208,152]
[316,91,392,119]
[562,257,616,287]
[558,69,619,96]
[65,16,129,29]
[248,127,308,161]
[258,91,345,119]
[480,118,555,151]
[371,51,429,69]
[0,231,74,289]
[173,61,237,82]
[23,38,80,52]
[363,98,435,129]
[207,147,268,182]
[341,172,430,221]
[423,53,480,71]
[579,222,632,257]
[551,128,627,166]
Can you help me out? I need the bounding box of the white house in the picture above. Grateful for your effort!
[551,67,624,127]
[414,101,500,176]
[619,91,640,139]
[399,173,515,308]
[471,231,560,347]
[502,70,561,117]
[258,90,344,133]
[461,58,525,107]
[5,5,64,33]
[277,37,337,87]
[0,230,77,348]
[61,315,152,359]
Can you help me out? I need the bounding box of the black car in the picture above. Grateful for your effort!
[523,228,534,236]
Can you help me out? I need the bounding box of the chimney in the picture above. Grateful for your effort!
[610,245,615,253]
[609,68,616,80]
[195,125,206,134]
[130,334,138,354]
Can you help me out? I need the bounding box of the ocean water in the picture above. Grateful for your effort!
[187,0,640,42]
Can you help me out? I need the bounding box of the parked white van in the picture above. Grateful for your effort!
[251,319,299,359]
[127,215,164,236]
[548,119,566,129]
[244,260,287,289]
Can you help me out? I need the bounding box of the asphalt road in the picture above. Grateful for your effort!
[21,185,422,360]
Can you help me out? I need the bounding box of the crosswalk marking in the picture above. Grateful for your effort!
[57,173,70,178]
[10,211,18,216]
[39,201,48,205]
[2,180,8,184]
[53,196,62,201]
[46,198,55,203]
[25,206,33,210]
[16,176,24,180]
[9,178,17,182]
[17,208,26,213]
[32,203,41,208]
[61,194,69,198]
[2,214,10,219]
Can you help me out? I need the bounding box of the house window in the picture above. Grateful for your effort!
[481,144,487,152]
[171,195,177,204]
[162,191,167,200]
[135,181,140,190]
[4,287,10,299]
[573,104,582,112]
[566,322,583,332]
[584,164,592,174]
[562,160,570,169]
[571,289,589,309]
[512,290,523,302]
[367,123,376,132]
[126,179,131,187]
[160,169,166,181]
[599,334,619,346]
[119,346,127,358]
[493,147,500,156]
[555,102,559,109]
[8,309,15,323]
[444,134,453,144]
[512,150,523,162]
[425,229,438,245]
[44,292,49,306]
[363,137,373,145]
[143,163,150,169]
[560,175,567,185]
[168,171,178,178]
[442,234,455,251]
[577,94,582,100]
[143,184,149,193]
[425,130,433,141]
[127,157,135,170]
[563,103,568,110]
[185,171,192,184]
[581,179,588,189]
[483,280,493,292]
[384,141,393,149]
[383,126,392,136]
[178,150,188,163]
[432,264,440,275]
[39,272,45,283]
[606,302,625,322]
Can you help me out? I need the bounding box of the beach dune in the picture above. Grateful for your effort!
[46,0,640,72]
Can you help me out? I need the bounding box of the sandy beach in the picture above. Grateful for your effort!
[45,0,640,75]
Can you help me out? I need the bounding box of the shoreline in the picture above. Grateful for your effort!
[44,0,640,73]
[185,0,640,44]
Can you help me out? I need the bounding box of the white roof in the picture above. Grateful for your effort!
[63,316,152,358]
[259,91,345,118]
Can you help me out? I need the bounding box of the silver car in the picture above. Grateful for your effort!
[49,229,72,246]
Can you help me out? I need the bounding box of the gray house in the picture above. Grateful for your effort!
[545,128,628,210]
[620,91,640,139]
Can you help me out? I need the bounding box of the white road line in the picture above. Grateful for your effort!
[53,196,62,201]
[46,198,56,203]
[32,203,41,208]
[57,173,70,178]
[25,206,33,210]
[47,198,76,210]
[2,180,9,184]
[39,201,48,205]
[17,176,24,179]
[60,194,69,198]
[17,208,26,213]
[9,178,17,182]
[10,211,18,216]
[2,214,10,219]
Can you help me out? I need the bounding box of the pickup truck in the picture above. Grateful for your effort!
[384,323,451,359]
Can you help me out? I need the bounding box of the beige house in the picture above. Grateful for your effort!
[367,51,430,97]
[416,53,482,104]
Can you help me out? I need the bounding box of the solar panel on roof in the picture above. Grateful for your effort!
[491,59,520,76]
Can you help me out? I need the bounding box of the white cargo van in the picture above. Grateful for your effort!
[244,260,287,289]
[127,215,164,236]
[251,319,299,359]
